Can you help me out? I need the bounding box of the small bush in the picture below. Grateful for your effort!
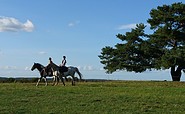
[7,78,16,83]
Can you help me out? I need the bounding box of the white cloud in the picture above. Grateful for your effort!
[23,20,34,32]
[117,23,137,30]
[0,16,34,32]
[68,22,75,27]
[77,65,96,71]
[38,51,47,55]
[68,21,80,27]
[0,66,17,70]
[83,66,94,71]
[117,23,151,30]
[24,66,30,71]
[100,67,104,71]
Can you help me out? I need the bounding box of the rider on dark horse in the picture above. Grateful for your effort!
[44,57,54,76]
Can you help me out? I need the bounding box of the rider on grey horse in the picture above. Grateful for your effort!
[59,56,68,73]
[61,56,67,66]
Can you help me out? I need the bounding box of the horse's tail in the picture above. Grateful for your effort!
[75,67,83,80]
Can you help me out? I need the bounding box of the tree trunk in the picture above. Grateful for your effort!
[170,66,182,81]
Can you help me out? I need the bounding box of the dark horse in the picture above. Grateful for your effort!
[31,63,65,86]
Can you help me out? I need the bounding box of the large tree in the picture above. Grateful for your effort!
[99,2,185,81]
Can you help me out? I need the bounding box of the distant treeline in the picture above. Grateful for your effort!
[0,77,39,83]
[0,77,111,83]
[0,77,81,83]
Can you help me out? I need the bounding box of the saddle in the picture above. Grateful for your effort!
[59,66,68,73]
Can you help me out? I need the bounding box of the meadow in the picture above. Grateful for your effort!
[1,81,185,114]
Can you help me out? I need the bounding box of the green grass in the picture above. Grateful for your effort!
[1,81,185,114]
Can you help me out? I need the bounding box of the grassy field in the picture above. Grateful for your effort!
[1,81,185,114]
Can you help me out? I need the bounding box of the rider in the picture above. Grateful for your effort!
[59,56,68,80]
[61,56,67,66]
[48,57,53,66]
[45,57,54,75]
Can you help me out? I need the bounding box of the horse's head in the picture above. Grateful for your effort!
[31,63,45,72]
[31,63,37,71]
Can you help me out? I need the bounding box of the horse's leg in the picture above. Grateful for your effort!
[60,73,65,86]
[54,72,60,86]
[71,76,75,86]
[52,76,55,86]
[55,76,59,86]
[44,77,48,86]
[72,80,74,86]
[36,77,42,86]
[61,77,65,86]
[73,79,75,86]
[65,76,68,81]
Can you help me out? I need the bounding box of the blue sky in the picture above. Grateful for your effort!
[0,0,184,80]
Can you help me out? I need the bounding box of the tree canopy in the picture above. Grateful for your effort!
[99,2,185,81]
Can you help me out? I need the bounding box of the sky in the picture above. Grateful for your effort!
[0,0,184,81]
